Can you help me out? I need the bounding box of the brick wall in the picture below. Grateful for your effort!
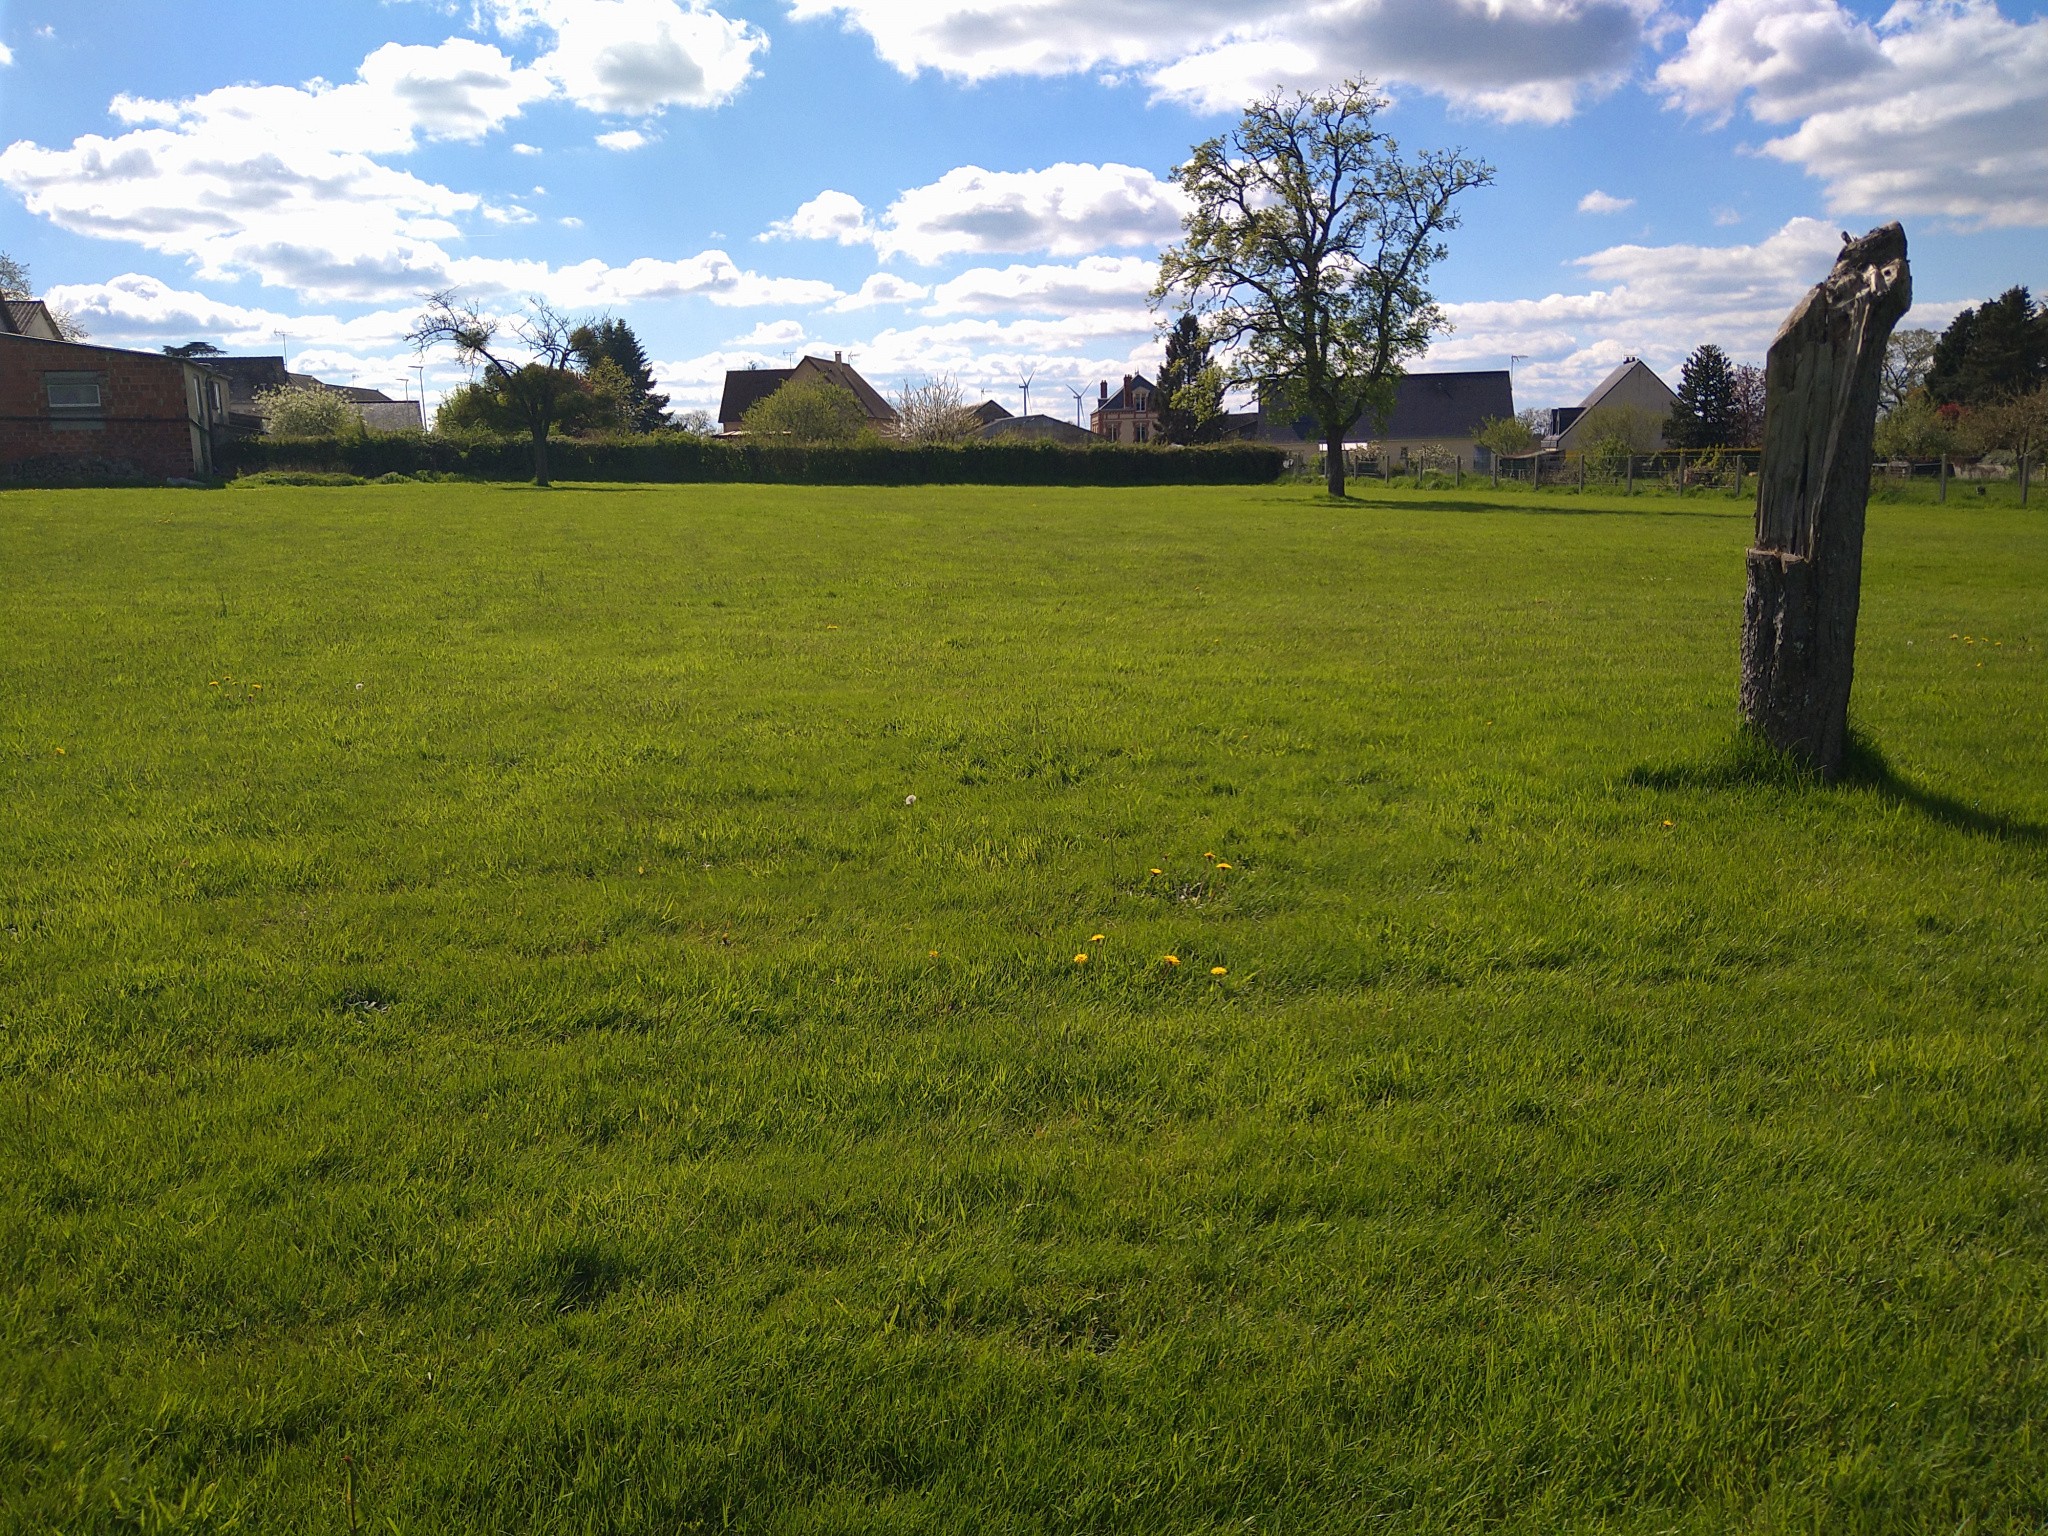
[0,334,216,484]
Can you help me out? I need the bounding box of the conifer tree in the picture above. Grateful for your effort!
[1926,287,2047,407]
[570,317,670,432]
[1665,344,1739,449]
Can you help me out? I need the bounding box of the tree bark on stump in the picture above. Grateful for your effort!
[1739,223,1912,780]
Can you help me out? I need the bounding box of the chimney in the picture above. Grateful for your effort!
[1123,375,1133,398]
[834,350,843,364]
[1100,381,1108,402]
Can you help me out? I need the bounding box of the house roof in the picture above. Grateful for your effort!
[204,356,399,417]
[0,300,65,341]
[1576,358,1677,415]
[718,367,795,426]
[1256,370,1514,444]
[1380,370,1514,439]
[1097,374,1159,414]
[978,413,1095,444]
[969,399,1012,426]
[718,356,899,428]
[791,355,897,421]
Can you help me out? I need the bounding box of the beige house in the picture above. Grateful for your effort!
[1548,358,1679,452]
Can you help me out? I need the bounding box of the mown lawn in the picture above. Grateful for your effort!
[1,481,2043,1534]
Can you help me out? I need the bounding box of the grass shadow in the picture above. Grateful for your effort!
[1628,729,2048,848]
[1337,493,1743,521]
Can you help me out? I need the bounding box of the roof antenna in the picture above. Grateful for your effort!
[1017,365,1036,420]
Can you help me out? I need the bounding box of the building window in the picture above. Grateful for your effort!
[1134,422,1150,444]
[44,372,106,431]
[46,376,103,411]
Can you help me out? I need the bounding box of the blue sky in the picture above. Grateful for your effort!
[2,0,2043,419]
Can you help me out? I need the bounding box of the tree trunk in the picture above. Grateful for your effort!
[1324,425,1347,498]
[531,427,551,488]
[1739,224,1912,780]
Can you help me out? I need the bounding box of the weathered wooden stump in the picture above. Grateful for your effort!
[1740,224,1912,779]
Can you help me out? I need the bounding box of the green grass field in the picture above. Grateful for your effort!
[2,481,2043,1534]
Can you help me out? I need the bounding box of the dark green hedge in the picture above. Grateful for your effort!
[220,433,1288,486]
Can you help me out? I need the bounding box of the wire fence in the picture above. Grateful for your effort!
[1310,448,2034,504]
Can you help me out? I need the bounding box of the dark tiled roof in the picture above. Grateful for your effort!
[978,413,1095,444]
[1258,370,1514,443]
[207,356,296,409]
[719,357,900,429]
[969,400,1012,426]
[1099,374,1159,414]
[718,368,794,427]
[1381,370,1514,438]
[1,300,64,340]
[795,356,897,422]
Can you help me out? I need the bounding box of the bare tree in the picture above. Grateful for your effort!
[407,292,592,485]
[1155,80,1493,497]
[894,375,979,445]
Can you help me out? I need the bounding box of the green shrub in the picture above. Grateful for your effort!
[220,434,1289,487]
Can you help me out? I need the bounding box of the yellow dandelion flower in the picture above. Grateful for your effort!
[1216,862,1233,871]
[1162,955,1180,966]
[1091,933,1105,943]
[1662,820,1674,828]
[929,949,939,958]
[1211,966,1228,976]
[1075,953,1089,965]
[1149,867,1163,875]
[55,747,66,756]
[1203,852,1216,861]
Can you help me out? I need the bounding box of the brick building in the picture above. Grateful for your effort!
[1,333,230,484]
[1091,374,1161,443]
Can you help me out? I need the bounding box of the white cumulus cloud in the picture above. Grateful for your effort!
[1427,216,1972,405]
[474,0,766,114]
[596,128,651,150]
[830,273,933,311]
[767,163,1187,264]
[924,256,1158,316]
[1659,0,2048,227]
[1577,190,1634,214]
[763,190,875,245]
[789,0,1661,123]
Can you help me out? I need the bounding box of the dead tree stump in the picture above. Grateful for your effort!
[1739,223,1912,779]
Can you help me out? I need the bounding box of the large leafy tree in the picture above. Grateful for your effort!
[1665,344,1740,449]
[409,293,595,485]
[1155,80,1492,497]
[570,317,670,432]
[1926,286,2048,406]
